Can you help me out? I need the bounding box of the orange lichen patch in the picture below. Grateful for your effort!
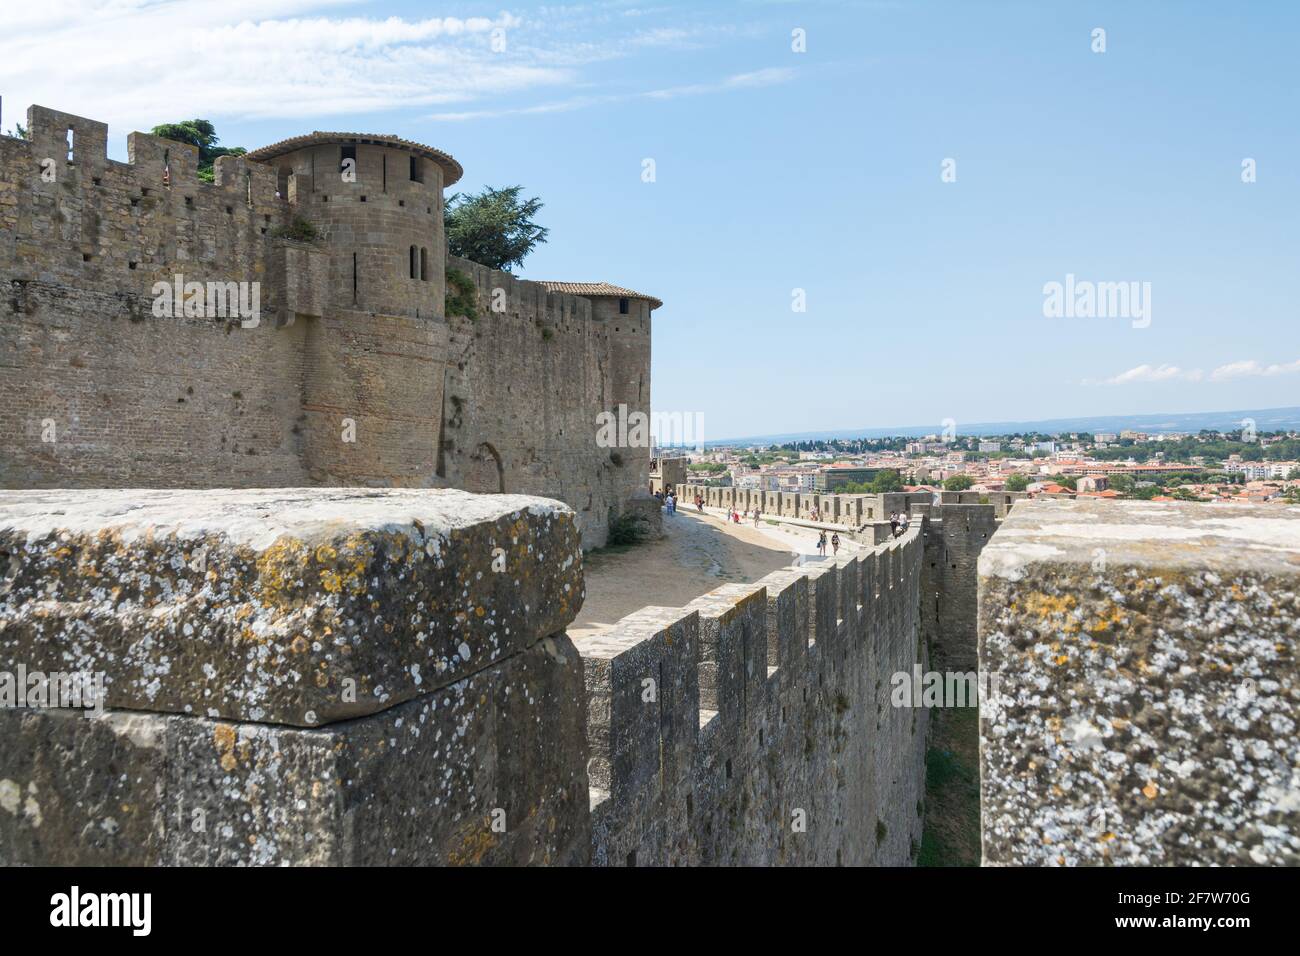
[1142,780,1159,799]
[1020,592,1081,634]
[1085,603,1126,634]
[447,816,500,866]
[213,724,238,772]
[255,537,310,605]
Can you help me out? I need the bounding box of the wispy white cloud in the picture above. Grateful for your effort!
[1209,358,1300,382]
[1,2,551,128]
[644,66,796,99]
[1085,357,1300,386]
[1083,364,1202,386]
[1,1,783,132]
[429,67,799,121]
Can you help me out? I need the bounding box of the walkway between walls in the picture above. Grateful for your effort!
[572,509,800,639]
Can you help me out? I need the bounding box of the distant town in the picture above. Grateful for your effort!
[660,427,1300,506]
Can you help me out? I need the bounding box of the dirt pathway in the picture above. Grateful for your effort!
[570,509,856,640]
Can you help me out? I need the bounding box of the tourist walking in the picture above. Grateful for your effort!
[831,533,840,556]
[817,531,827,556]
[889,511,899,537]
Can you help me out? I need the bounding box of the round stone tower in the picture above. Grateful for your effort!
[244,133,462,319]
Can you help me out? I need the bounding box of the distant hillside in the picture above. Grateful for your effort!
[691,406,1300,448]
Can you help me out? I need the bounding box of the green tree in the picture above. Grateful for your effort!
[150,120,246,183]
[5,123,27,139]
[868,469,904,493]
[1108,473,1135,494]
[445,185,549,272]
[943,474,974,491]
[1004,473,1029,492]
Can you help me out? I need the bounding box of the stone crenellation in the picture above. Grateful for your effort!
[0,105,657,547]
[0,487,933,866]
[676,484,1026,526]
[576,525,929,865]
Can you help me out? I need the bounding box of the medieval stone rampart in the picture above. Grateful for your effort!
[0,487,928,865]
[0,105,656,547]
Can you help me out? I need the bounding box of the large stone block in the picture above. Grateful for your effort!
[978,499,1300,865]
[0,635,590,865]
[0,488,582,726]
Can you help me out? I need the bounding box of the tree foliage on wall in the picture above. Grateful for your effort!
[444,185,549,272]
[445,268,479,321]
[150,119,246,183]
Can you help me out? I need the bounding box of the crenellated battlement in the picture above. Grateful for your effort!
[677,483,1028,529]
[2,106,292,291]
[574,526,928,865]
[0,103,658,548]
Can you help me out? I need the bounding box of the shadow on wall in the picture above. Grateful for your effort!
[466,442,505,493]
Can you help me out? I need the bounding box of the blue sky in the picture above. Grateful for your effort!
[6,1,1297,440]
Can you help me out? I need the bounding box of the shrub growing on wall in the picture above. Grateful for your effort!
[445,268,478,320]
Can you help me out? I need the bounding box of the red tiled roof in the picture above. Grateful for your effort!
[536,282,662,310]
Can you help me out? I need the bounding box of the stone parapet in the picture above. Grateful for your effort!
[574,527,929,866]
[0,488,590,865]
[978,498,1300,865]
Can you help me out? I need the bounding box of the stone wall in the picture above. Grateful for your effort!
[0,487,931,866]
[0,488,591,865]
[682,484,1001,676]
[441,256,651,547]
[575,527,930,865]
[0,105,656,548]
[921,504,998,673]
[677,484,928,529]
[978,498,1300,865]
[939,490,1027,518]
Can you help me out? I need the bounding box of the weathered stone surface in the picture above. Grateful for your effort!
[578,528,930,866]
[0,635,590,866]
[979,499,1300,865]
[0,106,657,549]
[0,488,582,725]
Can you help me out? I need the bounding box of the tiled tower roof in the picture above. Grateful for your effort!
[537,281,662,310]
[245,132,462,186]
